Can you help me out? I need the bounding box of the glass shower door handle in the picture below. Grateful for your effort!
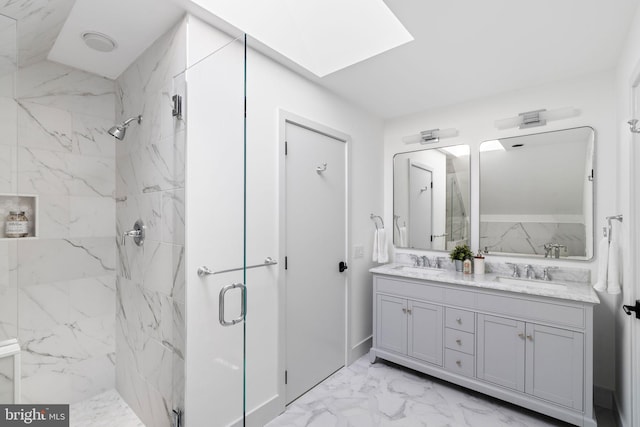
[219,283,246,326]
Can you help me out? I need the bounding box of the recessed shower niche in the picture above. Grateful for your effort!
[0,194,38,240]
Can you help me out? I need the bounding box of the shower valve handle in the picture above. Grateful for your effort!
[121,219,145,247]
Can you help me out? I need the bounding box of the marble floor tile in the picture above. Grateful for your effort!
[69,389,144,427]
[266,356,616,427]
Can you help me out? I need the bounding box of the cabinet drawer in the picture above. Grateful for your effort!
[445,308,475,333]
[445,349,475,377]
[445,328,474,355]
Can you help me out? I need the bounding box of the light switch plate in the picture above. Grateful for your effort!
[354,245,364,259]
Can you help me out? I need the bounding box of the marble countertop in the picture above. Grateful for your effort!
[370,263,600,304]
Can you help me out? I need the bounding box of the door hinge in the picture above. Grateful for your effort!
[430,235,433,242]
[285,141,288,156]
[430,181,433,188]
[172,95,183,120]
[285,256,288,270]
[285,370,288,384]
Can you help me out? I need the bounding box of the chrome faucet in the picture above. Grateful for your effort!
[507,263,519,278]
[421,256,430,267]
[524,265,535,280]
[544,243,567,259]
[542,266,559,281]
[408,254,419,266]
[432,257,440,268]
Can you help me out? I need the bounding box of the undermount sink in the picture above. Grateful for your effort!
[494,276,567,290]
[392,265,446,275]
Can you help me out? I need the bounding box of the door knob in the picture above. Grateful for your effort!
[339,261,348,273]
[623,300,640,319]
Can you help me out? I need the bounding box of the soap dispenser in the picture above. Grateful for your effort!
[474,251,485,275]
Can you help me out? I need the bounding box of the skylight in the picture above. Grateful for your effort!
[191,0,414,77]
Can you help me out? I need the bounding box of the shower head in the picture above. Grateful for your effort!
[108,115,142,140]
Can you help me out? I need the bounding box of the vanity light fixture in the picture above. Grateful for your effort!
[402,128,459,145]
[494,107,579,130]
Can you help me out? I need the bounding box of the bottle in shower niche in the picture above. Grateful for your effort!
[6,211,29,238]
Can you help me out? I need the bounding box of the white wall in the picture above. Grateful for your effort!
[384,70,617,393]
[185,15,384,426]
[614,4,640,425]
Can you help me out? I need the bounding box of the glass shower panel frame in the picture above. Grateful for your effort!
[184,34,248,426]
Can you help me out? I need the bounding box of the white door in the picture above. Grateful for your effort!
[409,161,433,249]
[285,121,346,404]
[631,83,640,426]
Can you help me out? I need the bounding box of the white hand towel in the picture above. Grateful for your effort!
[399,226,407,247]
[607,235,621,294]
[372,229,379,262]
[593,236,608,292]
[377,228,389,263]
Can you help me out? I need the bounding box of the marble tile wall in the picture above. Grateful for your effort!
[115,18,187,427]
[0,59,117,404]
[479,221,587,257]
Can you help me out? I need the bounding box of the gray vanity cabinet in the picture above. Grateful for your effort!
[370,272,596,427]
[477,315,584,411]
[376,294,443,366]
[476,314,526,391]
[525,323,584,411]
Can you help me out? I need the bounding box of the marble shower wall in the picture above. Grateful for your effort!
[479,221,587,257]
[12,60,117,404]
[115,18,186,427]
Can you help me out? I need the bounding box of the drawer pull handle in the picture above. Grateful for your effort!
[518,333,525,339]
[456,317,462,324]
[456,339,462,345]
[456,360,462,366]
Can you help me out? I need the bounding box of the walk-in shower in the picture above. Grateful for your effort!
[108,115,142,140]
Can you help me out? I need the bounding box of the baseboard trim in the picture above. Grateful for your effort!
[614,393,628,427]
[348,335,372,365]
[594,386,614,409]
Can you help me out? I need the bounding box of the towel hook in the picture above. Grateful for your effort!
[316,163,327,174]
[628,119,640,134]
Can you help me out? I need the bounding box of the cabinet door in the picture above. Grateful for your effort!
[525,323,584,410]
[376,294,407,354]
[477,314,525,391]
[408,301,443,365]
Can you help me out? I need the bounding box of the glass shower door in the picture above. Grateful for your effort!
[184,33,249,426]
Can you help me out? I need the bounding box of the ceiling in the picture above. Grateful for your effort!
[1,0,639,119]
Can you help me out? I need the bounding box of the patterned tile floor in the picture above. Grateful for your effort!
[266,356,616,427]
[69,357,617,427]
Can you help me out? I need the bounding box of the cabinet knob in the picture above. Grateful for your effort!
[456,360,462,366]
[518,333,525,339]
[456,317,462,324]
[526,335,533,341]
[456,339,462,345]
[402,308,407,313]
[407,309,412,315]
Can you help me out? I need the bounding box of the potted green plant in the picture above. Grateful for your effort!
[449,244,473,272]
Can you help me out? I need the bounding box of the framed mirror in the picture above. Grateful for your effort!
[393,145,471,251]
[479,127,594,260]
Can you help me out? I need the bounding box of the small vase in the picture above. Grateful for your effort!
[454,260,463,272]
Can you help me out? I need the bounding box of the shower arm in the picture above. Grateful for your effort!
[122,115,142,127]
